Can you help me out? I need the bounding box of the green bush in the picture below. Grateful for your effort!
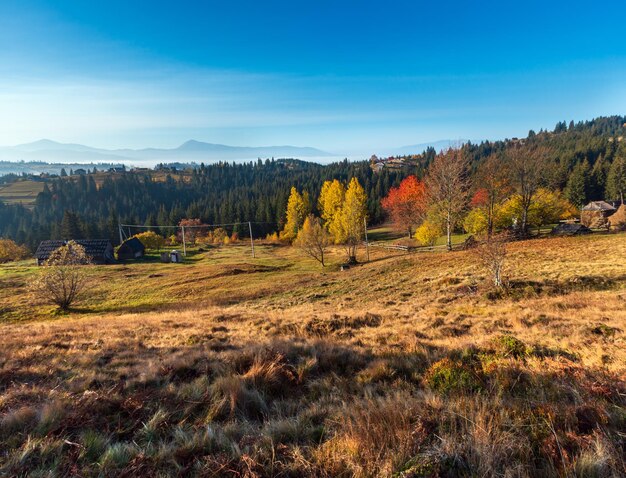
[424,358,483,394]
[490,334,527,359]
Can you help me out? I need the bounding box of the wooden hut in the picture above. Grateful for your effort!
[35,239,114,266]
[116,237,146,260]
[580,201,616,228]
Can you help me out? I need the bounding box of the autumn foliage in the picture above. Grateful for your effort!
[0,239,29,263]
[381,176,427,236]
[177,219,208,245]
[133,231,165,251]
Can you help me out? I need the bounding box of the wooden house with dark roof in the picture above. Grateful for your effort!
[35,239,114,266]
[116,237,146,260]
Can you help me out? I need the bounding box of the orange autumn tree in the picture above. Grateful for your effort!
[177,219,208,245]
[381,175,428,237]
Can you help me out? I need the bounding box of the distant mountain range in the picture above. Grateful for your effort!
[0,139,334,164]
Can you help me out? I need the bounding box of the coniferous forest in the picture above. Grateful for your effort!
[1,116,625,250]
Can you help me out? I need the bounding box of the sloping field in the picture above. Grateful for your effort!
[0,234,624,476]
[0,180,45,207]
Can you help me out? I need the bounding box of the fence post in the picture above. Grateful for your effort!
[248,221,255,258]
[182,226,186,256]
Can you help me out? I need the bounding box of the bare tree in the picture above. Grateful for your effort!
[31,241,91,310]
[475,232,510,288]
[475,153,511,236]
[294,215,330,267]
[506,145,550,235]
[425,148,470,250]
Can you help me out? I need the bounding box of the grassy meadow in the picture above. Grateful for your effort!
[0,233,624,476]
[0,180,45,207]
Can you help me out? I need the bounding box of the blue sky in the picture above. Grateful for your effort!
[1,0,625,155]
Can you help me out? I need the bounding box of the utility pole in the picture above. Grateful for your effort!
[364,217,370,262]
[182,226,186,256]
[248,222,255,258]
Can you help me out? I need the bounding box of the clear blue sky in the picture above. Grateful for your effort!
[1,0,625,155]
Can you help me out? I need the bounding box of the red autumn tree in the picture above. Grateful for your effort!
[177,218,208,245]
[470,188,489,208]
[381,175,428,237]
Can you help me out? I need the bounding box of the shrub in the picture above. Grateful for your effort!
[489,334,527,359]
[0,238,29,263]
[475,232,511,288]
[30,240,91,310]
[132,231,165,250]
[265,232,279,243]
[424,358,483,394]
[414,220,441,246]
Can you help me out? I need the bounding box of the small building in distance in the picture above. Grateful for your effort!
[160,250,183,263]
[580,201,616,228]
[35,239,114,266]
[116,237,146,260]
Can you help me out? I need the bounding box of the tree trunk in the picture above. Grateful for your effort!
[488,199,495,237]
[519,199,532,237]
[446,211,452,251]
[494,266,502,288]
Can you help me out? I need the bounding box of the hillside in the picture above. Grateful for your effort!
[2,115,625,251]
[0,233,624,476]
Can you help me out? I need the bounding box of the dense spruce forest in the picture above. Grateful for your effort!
[1,116,624,250]
[0,159,408,249]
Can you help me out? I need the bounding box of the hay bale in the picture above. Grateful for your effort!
[581,210,607,228]
[608,204,626,230]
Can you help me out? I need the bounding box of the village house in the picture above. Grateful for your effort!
[35,239,114,266]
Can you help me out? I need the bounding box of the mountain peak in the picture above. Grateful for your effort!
[176,140,225,151]
[16,139,62,149]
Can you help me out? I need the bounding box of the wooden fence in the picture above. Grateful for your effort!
[364,241,464,253]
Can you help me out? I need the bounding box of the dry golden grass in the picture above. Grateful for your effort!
[0,233,624,476]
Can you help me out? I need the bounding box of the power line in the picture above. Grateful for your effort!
[117,220,272,258]
[118,221,278,228]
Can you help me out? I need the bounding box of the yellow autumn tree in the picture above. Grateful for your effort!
[280,187,311,242]
[133,231,165,251]
[318,179,346,231]
[414,220,441,246]
[0,239,29,264]
[333,177,367,263]
[497,188,576,233]
[294,215,330,267]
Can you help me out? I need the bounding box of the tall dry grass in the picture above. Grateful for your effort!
[0,233,624,476]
